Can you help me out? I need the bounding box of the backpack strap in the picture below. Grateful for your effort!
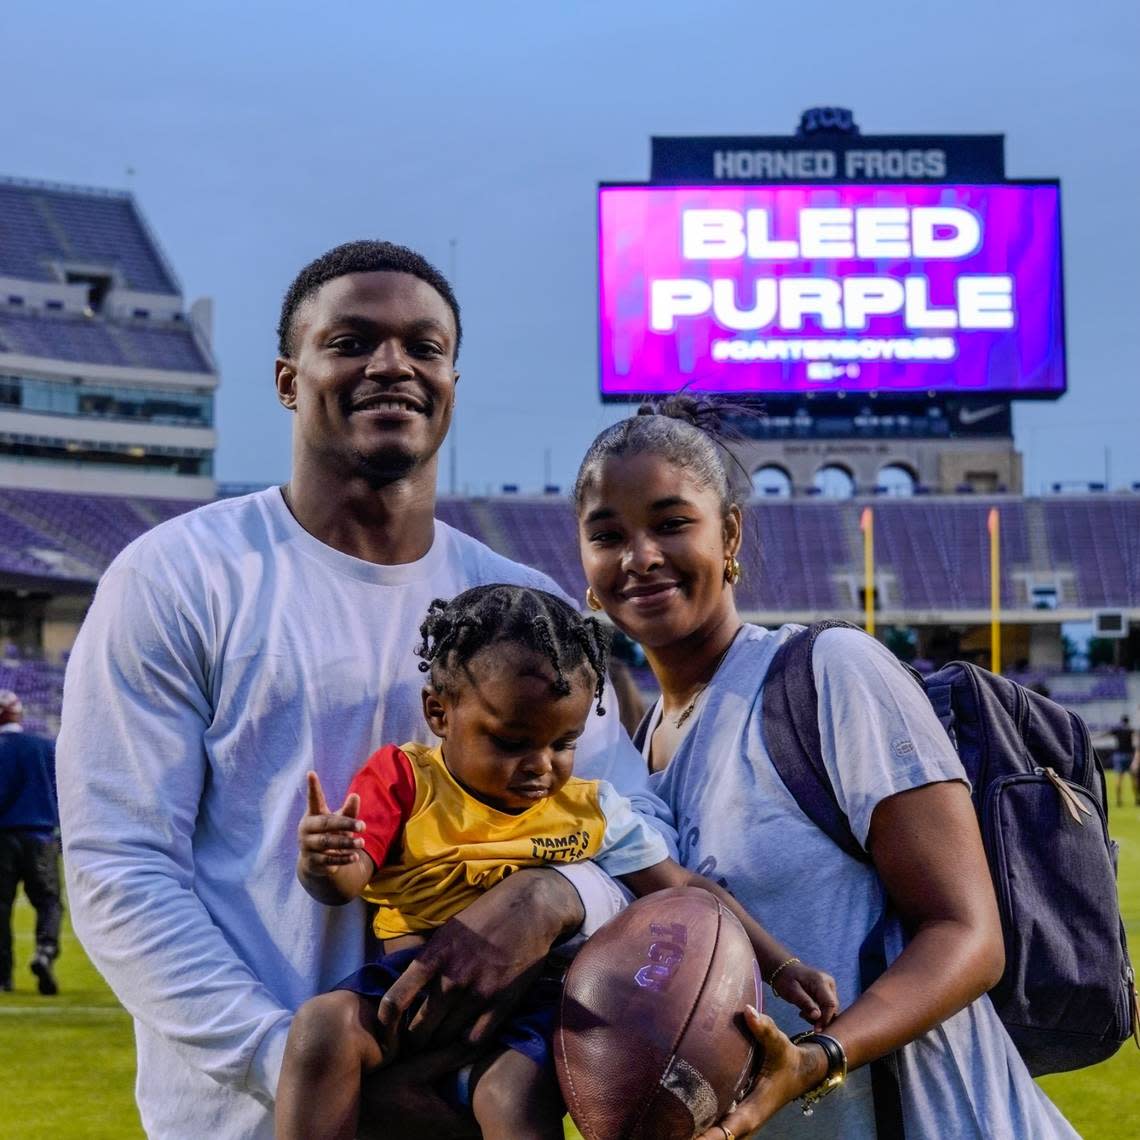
[763,621,869,864]
[763,620,906,1139]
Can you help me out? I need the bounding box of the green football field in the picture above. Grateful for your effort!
[2,809,1138,1138]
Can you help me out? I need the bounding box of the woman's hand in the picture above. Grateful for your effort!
[694,1006,827,1139]
[375,866,585,1053]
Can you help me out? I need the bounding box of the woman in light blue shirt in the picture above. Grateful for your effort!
[572,397,1078,1139]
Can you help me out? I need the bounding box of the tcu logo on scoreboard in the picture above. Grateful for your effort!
[634,922,688,992]
[798,106,859,136]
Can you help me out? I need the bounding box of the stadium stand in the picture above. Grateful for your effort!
[0,179,177,294]
[0,175,217,501]
[0,310,210,374]
[875,499,1030,610]
[0,503,76,580]
[1,487,1136,608]
[1,487,1139,731]
[0,650,65,737]
[1043,497,1140,607]
[739,501,848,611]
[0,309,209,374]
[0,487,199,581]
[484,498,589,602]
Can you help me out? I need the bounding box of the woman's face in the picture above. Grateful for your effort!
[577,452,741,651]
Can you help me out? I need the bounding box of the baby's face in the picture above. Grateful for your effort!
[424,646,593,814]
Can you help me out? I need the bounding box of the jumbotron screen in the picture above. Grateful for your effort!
[597,182,1064,399]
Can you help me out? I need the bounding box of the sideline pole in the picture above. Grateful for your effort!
[861,506,875,637]
[988,507,1001,673]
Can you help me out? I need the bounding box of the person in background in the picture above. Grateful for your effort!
[607,629,650,736]
[1111,714,1139,808]
[1132,713,1140,806]
[0,689,61,995]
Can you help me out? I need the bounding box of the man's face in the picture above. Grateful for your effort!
[275,271,459,484]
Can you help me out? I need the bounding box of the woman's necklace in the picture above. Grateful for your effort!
[673,628,742,728]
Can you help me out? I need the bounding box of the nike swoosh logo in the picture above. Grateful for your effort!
[958,404,1006,425]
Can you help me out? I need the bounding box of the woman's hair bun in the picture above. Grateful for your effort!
[635,393,763,443]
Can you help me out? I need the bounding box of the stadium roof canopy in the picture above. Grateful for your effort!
[0,176,179,296]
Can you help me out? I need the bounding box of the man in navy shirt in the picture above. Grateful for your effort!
[0,689,61,994]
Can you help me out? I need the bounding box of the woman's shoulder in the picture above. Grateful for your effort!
[735,621,800,653]
[810,624,919,690]
[716,623,915,705]
[716,622,802,682]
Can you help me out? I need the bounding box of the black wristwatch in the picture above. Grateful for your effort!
[791,1032,848,1116]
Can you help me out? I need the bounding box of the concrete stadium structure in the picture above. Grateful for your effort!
[0,176,217,502]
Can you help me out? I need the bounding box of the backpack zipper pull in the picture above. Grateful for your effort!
[1043,767,1093,825]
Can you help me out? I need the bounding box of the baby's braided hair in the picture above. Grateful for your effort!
[414,584,612,715]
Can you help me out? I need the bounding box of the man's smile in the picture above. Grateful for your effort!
[349,391,428,415]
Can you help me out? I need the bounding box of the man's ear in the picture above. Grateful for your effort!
[275,359,298,410]
[422,687,448,739]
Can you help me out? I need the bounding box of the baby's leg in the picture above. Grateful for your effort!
[470,1047,565,1140]
[275,990,386,1140]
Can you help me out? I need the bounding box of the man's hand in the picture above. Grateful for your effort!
[296,771,372,904]
[376,867,585,1053]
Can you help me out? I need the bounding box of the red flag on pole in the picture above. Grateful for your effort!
[860,507,872,532]
[987,507,998,535]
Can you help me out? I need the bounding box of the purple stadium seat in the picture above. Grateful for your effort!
[0,180,177,295]
[0,310,211,373]
[1042,498,1140,607]
[738,502,848,610]
[874,500,1029,610]
[0,488,205,580]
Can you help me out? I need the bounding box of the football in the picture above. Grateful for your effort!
[555,886,762,1140]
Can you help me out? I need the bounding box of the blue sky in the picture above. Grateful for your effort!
[4,1,1137,495]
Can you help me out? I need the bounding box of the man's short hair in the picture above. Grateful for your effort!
[0,689,22,718]
[277,240,462,358]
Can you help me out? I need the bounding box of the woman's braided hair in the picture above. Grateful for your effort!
[414,584,612,715]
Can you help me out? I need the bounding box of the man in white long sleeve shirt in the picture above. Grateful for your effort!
[57,240,672,1140]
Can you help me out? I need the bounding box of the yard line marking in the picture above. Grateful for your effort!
[0,1004,128,1016]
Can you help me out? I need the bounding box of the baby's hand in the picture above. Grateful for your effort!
[769,959,839,1030]
[298,770,366,880]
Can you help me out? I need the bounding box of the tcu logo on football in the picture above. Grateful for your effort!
[634,923,688,992]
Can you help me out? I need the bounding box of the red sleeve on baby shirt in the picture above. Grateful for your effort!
[347,745,417,870]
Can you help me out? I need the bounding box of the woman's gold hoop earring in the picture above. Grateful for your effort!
[724,555,743,586]
[585,587,603,611]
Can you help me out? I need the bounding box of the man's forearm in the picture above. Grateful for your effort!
[508,866,587,943]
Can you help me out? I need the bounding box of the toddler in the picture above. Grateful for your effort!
[276,585,837,1140]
